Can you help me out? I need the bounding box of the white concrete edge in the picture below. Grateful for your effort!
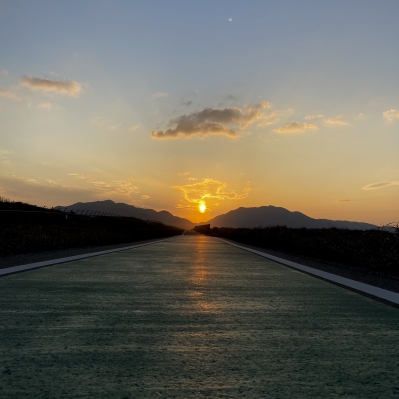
[0,235,180,277]
[216,237,399,306]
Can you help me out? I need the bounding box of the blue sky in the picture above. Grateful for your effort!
[1,1,398,223]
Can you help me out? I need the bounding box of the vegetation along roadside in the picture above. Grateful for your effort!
[195,224,399,277]
[0,197,183,257]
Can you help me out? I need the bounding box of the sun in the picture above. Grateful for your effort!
[199,202,206,213]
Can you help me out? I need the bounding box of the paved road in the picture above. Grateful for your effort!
[0,235,398,398]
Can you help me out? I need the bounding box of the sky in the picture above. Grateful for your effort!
[0,0,398,225]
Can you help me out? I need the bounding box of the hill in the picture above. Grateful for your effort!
[55,200,194,230]
[202,206,377,230]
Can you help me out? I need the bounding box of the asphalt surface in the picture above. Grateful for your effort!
[0,235,398,398]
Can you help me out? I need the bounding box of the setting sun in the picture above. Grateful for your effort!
[199,203,206,213]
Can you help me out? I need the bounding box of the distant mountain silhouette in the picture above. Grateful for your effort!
[202,206,377,230]
[55,200,194,229]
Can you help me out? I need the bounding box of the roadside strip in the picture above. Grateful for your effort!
[0,235,179,277]
[216,237,399,306]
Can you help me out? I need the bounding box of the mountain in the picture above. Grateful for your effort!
[202,206,377,230]
[55,200,194,230]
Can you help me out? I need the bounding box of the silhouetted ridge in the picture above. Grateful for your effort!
[202,205,376,230]
[55,200,194,229]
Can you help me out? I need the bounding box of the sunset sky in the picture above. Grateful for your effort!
[1,1,398,224]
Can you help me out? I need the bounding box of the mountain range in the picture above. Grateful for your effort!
[56,200,377,231]
[203,206,377,230]
[55,200,194,229]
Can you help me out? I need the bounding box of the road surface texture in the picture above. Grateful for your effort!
[0,235,398,398]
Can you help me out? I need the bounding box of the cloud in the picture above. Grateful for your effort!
[90,117,122,131]
[0,149,11,165]
[152,102,275,139]
[141,195,150,199]
[1,69,8,75]
[11,175,37,183]
[68,173,87,179]
[68,173,139,196]
[173,178,251,210]
[188,177,198,181]
[39,102,52,109]
[273,122,318,134]
[324,117,349,126]
[182,100,192,106]
[0,89,20,100]
[255,101,271,110]
[304,114,324,120]
[89,180,139,196]
[178,172,190,176]
[362,181,399,190]
[152,123,238,139]
[0,175,98,205]
[20,76,82,96]
[129,125,140,132]
[152,92,168,98]
[383,109,399,122]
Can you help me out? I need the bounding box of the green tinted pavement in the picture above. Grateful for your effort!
[0,235,398,398]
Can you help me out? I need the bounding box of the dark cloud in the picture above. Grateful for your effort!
[151,102,273,139]
[152,122,238,139]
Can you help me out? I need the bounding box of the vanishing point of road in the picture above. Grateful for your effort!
[0,234,398,398]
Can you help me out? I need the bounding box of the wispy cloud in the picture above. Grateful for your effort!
[90,117,122,131]
[324,117,349,126]
[68,173,87,179]
[273,122,318,134]
[363,181,399,190]
[0,175,96,205]
[11,175,36,183]
[39,102,52,109]
[0,149,11,165]
[304,114,324,120]
[152,101,274,140]
[152,92,168,98]
[20,76,82,96]
[178,172,190,176]
[129,125,140,132]
[1,69,8,75]
[68,173,138,196]
[173,178,251,210]
[0,89,20,100]
[141,195,150,199]
[383,109,399,122]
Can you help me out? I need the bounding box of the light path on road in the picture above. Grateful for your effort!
[0,235,398,398]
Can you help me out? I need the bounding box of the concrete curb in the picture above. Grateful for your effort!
[0,235,179,277]
[216,237,399,306]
